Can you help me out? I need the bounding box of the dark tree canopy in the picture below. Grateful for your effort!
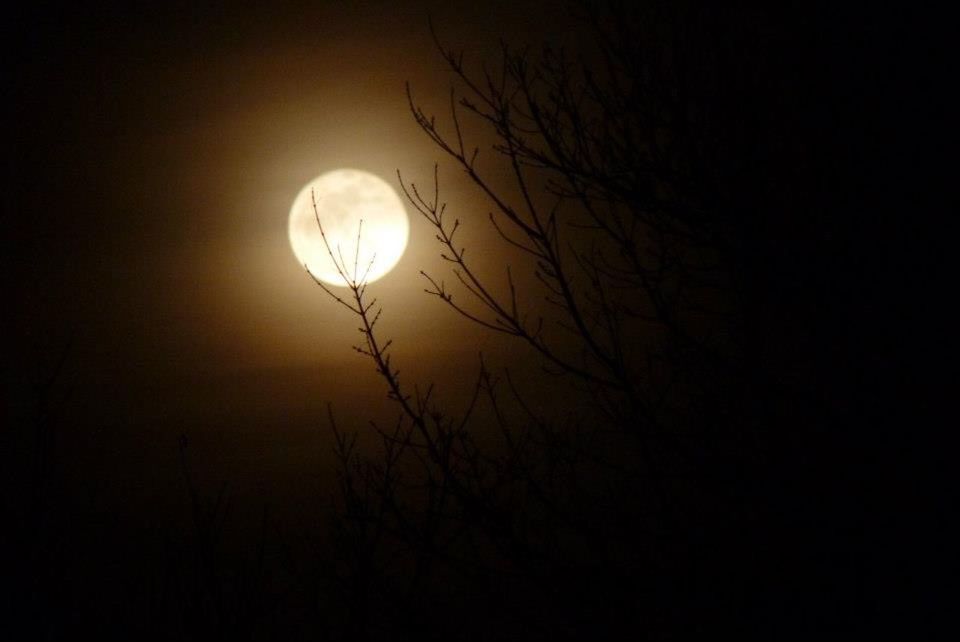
[307,3,947,639]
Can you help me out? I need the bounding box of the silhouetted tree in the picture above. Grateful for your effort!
[311,3,904,638]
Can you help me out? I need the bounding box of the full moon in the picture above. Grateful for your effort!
[288,169,409,286]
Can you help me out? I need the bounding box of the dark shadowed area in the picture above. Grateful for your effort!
[2,1,952,639]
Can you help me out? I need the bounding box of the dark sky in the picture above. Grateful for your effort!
[4,0,575,513]
[3,2,952,638]
[3,8,596,624]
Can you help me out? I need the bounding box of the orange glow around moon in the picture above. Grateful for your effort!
[288,169,409,286]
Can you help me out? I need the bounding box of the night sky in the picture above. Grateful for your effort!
[5,0,547,525]
[2,1,952,639]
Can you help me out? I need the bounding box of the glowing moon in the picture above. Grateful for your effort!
[289,169,409,286]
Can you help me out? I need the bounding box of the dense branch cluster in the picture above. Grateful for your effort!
[311,5,761,638]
